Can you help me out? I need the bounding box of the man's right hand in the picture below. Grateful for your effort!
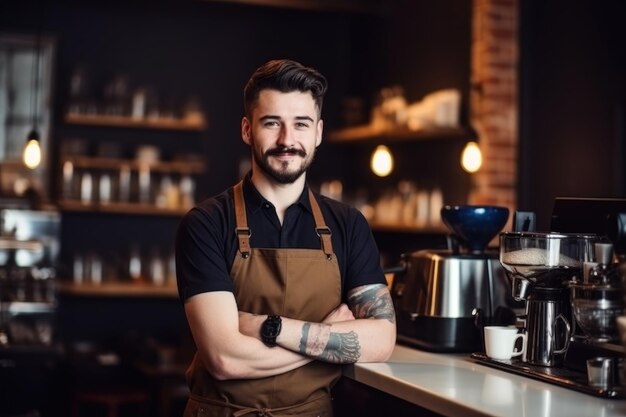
[322,303,355,324]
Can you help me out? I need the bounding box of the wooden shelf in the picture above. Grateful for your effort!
[62,156,206,174]
[65,113,207,131]
[205,0,389,14]
[369,222,448,234]
[58,281,178,298]
[58,200,190,216]
[328,125,468,143]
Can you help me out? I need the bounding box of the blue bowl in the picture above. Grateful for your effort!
[440,205,510,253]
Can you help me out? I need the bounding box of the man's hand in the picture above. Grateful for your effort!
[323,303,356,324]
[238,311,263,341]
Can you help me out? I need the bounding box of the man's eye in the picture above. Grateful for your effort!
[264,121,280,127]
[295,122,309,128]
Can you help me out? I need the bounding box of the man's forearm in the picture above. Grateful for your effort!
[238,284,396,364]
[300,322,361,363]
[277,284,396,364]
[277,316,394,364]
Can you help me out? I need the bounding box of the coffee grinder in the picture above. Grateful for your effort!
[391,205,522,353]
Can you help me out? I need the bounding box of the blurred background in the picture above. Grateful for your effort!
[0,0,624,416]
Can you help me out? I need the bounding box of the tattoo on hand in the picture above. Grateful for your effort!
[348,284,396,324]
[299,323,361,363]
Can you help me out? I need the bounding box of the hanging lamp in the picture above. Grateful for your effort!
[23,5,43,169]
[460,125,482,173]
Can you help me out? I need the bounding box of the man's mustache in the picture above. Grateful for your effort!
[265,146,306,158]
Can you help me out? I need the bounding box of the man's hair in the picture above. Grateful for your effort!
[243,59,328,118]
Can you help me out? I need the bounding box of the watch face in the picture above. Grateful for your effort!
[262,315,281,346]
[263,323,280,337]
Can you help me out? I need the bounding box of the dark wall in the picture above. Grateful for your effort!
[1,0,363,197]
[320,0,473,205]
[383,0,471,108]
[1,0,473,238]
[0,1,382,348]
[519,0,626,230]
[1,0,380,262]
[0,3,468,410]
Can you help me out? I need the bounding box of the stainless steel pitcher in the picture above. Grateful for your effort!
[522,288,571,366]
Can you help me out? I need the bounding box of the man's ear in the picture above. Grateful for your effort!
[241,117,251,145]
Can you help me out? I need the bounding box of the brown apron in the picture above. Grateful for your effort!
[183,181,342,417]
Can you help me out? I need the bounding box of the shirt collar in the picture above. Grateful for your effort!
[241,172,312,214]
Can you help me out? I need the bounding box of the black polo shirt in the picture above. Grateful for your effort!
[175,174,385,302]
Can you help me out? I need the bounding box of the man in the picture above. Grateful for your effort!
[176,59,396,417]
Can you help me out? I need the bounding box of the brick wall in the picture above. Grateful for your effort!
[469,0,518,221]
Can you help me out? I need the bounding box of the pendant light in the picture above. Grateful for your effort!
[370,145,394,177]
[23,5,43,169]
[461,141,482,173]
[461,125,482,173]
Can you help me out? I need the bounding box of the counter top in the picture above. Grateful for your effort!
[344,344,626,417]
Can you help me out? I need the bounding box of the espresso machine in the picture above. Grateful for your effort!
[471,198,626,398]
[499,231,599,366]
[390,205,523,352]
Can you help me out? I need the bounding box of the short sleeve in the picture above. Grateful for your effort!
[343,207,386,290]
[175,206,234,302]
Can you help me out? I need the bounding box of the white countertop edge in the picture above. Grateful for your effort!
[343,352,493,417]
[344,361,491,417]
[343,344,626,417]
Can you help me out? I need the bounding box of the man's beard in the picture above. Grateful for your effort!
[252,143,315,184]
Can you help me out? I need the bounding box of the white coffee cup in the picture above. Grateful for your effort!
[484,326,526,360]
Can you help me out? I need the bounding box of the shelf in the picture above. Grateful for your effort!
[58,281,178,298]
[65,113,207,131]
[62,156,206,174]
[205,0,389,14]
[328,125,469,143]
[58,200,190,216]
[1,301,56,315]
[369,222,448,234]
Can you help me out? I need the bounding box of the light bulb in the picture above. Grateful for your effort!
[370,145,394,177]
[23,139,42,169]
[461,141,482,173]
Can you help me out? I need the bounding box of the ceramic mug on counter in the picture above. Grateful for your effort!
[484,326,526,361]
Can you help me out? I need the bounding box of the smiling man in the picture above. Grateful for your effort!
[175,59,396,417]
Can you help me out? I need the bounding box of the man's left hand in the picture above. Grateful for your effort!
[238,311,264,340]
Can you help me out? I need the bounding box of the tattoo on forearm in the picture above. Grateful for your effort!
[300,322,330,356]
[299,323,361,363]
[348,284,396,324]
[325,331,360,363]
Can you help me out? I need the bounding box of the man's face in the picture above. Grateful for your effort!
[242,89,323,184]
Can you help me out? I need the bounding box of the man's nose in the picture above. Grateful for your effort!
[277,125,296,146]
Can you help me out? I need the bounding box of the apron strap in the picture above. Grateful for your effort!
[233,181,334,260]
[308,189,334,260]
[233,181,251,258]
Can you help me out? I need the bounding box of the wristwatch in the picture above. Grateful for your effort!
[261,315,282,347]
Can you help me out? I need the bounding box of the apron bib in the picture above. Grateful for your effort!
[184,182,342,417]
